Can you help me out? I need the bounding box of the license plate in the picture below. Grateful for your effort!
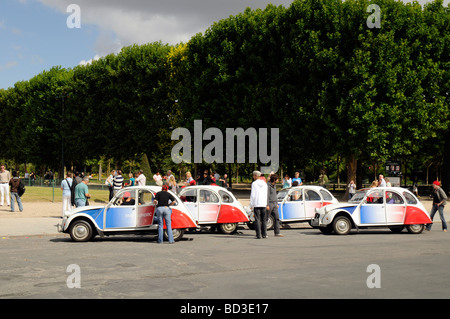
[311,218,320,226]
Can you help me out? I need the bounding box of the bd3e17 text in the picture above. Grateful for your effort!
[180,303,269,316]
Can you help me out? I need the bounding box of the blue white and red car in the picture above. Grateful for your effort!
[247,186,338,229]
[311,187,432,235]
[58,186,197,242]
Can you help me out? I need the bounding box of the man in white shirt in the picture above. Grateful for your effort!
[0,165,11,206]
[250,171,268,239]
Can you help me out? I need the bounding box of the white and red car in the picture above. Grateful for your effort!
[178,185,249,234]
[311,187,432,235]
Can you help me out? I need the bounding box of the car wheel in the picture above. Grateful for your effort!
[219,223,238,234]
[166,228,185,241]
[69,220,93,242]
[332,216,352,235]
[406,224,424,234]
[247,222,255,230]
[266,214,274,230]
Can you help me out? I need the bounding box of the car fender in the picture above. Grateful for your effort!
[217,204,249,224]
[322,209,356,226]
[404,206,432,225]
[63,206,104,232]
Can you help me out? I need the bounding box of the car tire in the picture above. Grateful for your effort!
[332,216,352,235]
[218,223,238,234]
[69,220,93,242]
[266,214,274,230]
[406,224,424,234]
[166,228,185,241]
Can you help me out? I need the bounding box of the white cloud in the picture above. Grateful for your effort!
[36,0,294,53]
[0,61,19,71]
[79,54,100,66]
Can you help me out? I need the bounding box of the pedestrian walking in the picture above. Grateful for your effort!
[267,174,283,237]
[426,181,448,232]
[9,170,23,212]
[0,164,11,206]
[153,184,176,243]
[61,172,73,217]
[250,171,268,239]
[74,177,91,207]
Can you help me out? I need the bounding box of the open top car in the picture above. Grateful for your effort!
[58,186,197,242]
[247,185,338,229]
[311,187,431,235]
[178,185,249,234]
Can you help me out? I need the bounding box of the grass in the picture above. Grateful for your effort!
[20,185,110,203]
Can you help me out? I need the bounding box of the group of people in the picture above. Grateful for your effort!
[0,164,25,212]
[249,171,284,239]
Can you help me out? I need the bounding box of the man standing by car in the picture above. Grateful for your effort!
[426,181,448,232]
[267,174,283,237]
[250,171,268,239]
[153,184,177,244]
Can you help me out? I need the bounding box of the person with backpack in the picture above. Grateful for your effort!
[9,170,23,212]
[61,171,74,217]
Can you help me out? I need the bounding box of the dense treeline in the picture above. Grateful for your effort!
[0,0,448,190]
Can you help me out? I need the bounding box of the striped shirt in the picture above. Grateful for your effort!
[113,175,124,190]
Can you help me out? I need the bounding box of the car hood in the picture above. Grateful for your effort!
[64,205,105,217]
[320,202,358,213]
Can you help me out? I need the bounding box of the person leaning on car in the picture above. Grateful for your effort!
[153,185,176,244]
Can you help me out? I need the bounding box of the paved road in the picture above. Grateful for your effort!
[1,224,449,300]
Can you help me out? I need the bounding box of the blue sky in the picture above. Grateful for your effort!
[0,0,448,90]
[0,0,100,89]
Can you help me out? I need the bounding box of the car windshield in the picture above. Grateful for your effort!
[277,189,289,201]
[349,189,368,203]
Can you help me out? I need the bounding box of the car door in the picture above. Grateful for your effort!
[136,189,156,227]
[104,189,137,229]
[360,189,386,225]
[385,190,406,224]
[281,188,305,220]
[304,188,323,219]
[179,188,199,222]
[198,189,221,223]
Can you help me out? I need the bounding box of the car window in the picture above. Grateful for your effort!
[219,190,233,203]
[385,191,404,204]
[199,190,219,203]
[366,189,384,204]
[287,189,302,201]
[137,189,154,205]
[403,192,418,205]
[180,189,197,203]
[277,189,289,201]
[113,190,136,206]
[305,190,321,201]
[320,189,333,201]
